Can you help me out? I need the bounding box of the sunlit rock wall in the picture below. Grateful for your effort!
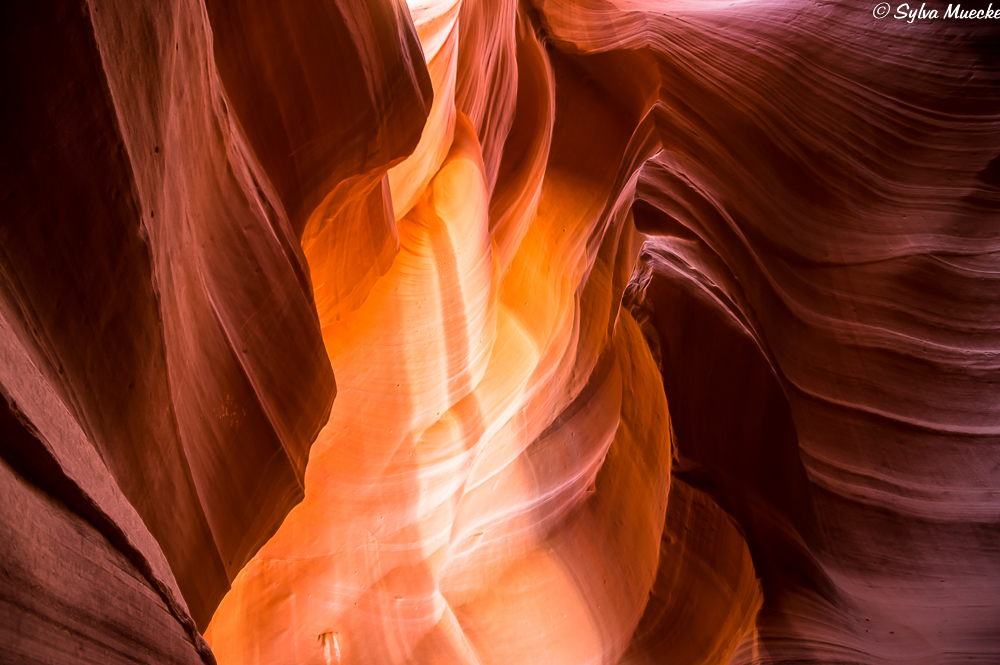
[205,4,682,661]
[1,0,998,664]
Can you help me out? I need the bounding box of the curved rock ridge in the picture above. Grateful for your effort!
[205,4,688,657]
[621,478,763,665]
[537,0,1000,661]
[4,0,998,663]
[1,0,428,648]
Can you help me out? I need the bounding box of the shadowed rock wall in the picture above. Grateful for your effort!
[2,0,998,663]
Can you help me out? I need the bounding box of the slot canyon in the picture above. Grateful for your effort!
[1,0,998,663]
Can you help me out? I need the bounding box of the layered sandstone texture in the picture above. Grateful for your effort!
[1,0,998,664]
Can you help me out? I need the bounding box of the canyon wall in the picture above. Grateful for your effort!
[1,0,997,663]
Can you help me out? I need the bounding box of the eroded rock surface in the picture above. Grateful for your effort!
[2,0,998,663]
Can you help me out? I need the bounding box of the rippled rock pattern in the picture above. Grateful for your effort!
[1,0,997,663]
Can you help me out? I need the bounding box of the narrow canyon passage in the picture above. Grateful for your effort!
[1,0,998,664]
[206,7,688,662]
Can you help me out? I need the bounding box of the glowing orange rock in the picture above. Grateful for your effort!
[206,3,682,662]
[8,0,999,663]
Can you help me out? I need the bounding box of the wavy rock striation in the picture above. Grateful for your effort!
[2,0,998,663]
[206,6,681,659]
[553,0,1000,661]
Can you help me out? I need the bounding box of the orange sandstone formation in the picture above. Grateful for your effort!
[2,0,999,664]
